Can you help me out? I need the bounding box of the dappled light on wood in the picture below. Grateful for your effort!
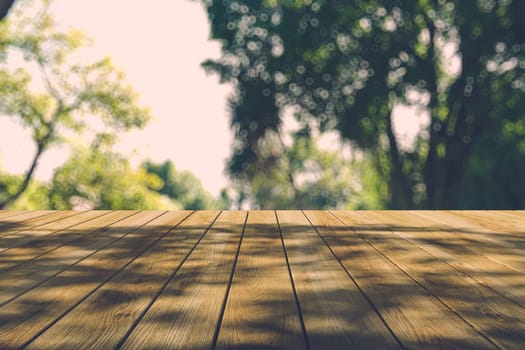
[0,210,523,348]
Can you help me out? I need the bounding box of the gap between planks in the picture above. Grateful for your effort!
[1,210,523,349]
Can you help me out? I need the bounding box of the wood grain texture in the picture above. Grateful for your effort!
[310,210,495,349]
[0,210,140,306]
[0,210,39,221]
[0,210,87,252]
[415,211,525,272]
[0,210,22,219]
[0,210,76,230]
[337,210,525,349]
[458,211,525,231]
[0,210,69,239]
[216,210,307,350]
[26,210,206,350]
[0,211,56,236]
[0,210,172,349]
[278,210,401,349]
[0,210,523,349]
[364,211,525,307]
[0,210,110,271]
[120,210,245,350]
[496,210,525,224]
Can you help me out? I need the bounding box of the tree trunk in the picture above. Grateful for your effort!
[424,47,484,209]
[385,113,414,209]
[0,142,45,209]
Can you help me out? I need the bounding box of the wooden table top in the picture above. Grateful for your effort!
[0,210,523,349]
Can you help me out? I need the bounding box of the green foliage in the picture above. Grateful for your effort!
[6,181,49,210]
[0,150,223,210]
[142,160,220,210]
[0,169,50,209]
[229,128,375,209]
[0,171,20,206]
[49,148,175,210]
[0,0,151,208]
[460,118,525,209]
[345,157,386,210]
[202,0,525,209]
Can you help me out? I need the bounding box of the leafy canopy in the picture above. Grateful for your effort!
[202,0,525,209]
[49,146,175,210]
[0,0,151,208]
[143,160,221,210]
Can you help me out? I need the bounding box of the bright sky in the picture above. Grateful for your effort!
[0,0,427,197]
[0,0,233,196]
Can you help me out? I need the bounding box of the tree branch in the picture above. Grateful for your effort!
[421,14,444,208]
[276,130,299,206]
[0,103,59,209]
[385,112,414,208]
[37,59,63,102]
[0,138,46,209]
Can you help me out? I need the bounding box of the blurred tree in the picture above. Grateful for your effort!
[202,0,525,209]
[142,160,220,209]
[0,0,151,208]
[49,145,175,210]
[460,117,525,208]
[227,123,365,209]
[0,165,49,209]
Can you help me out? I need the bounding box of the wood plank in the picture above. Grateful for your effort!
[0,211,191,349]
[499,211,525,225]
[119,211,242,349]
[0,210,50,223]
[306,210,495,349]
[0,211,53,234]
[447,210,525,236]
[215,210,307,349]
[415,211,525,274]
[25,210,221,350]
[0,210,64,232]
[0,211,91,252]
[278,210,401,349]
[469,211,525,229]
[0,210,24,220]
[0,210,150,306]
[0,210,129,272]
[0,210,521,349]
[336,210,525,349]
[362,211,525,307]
